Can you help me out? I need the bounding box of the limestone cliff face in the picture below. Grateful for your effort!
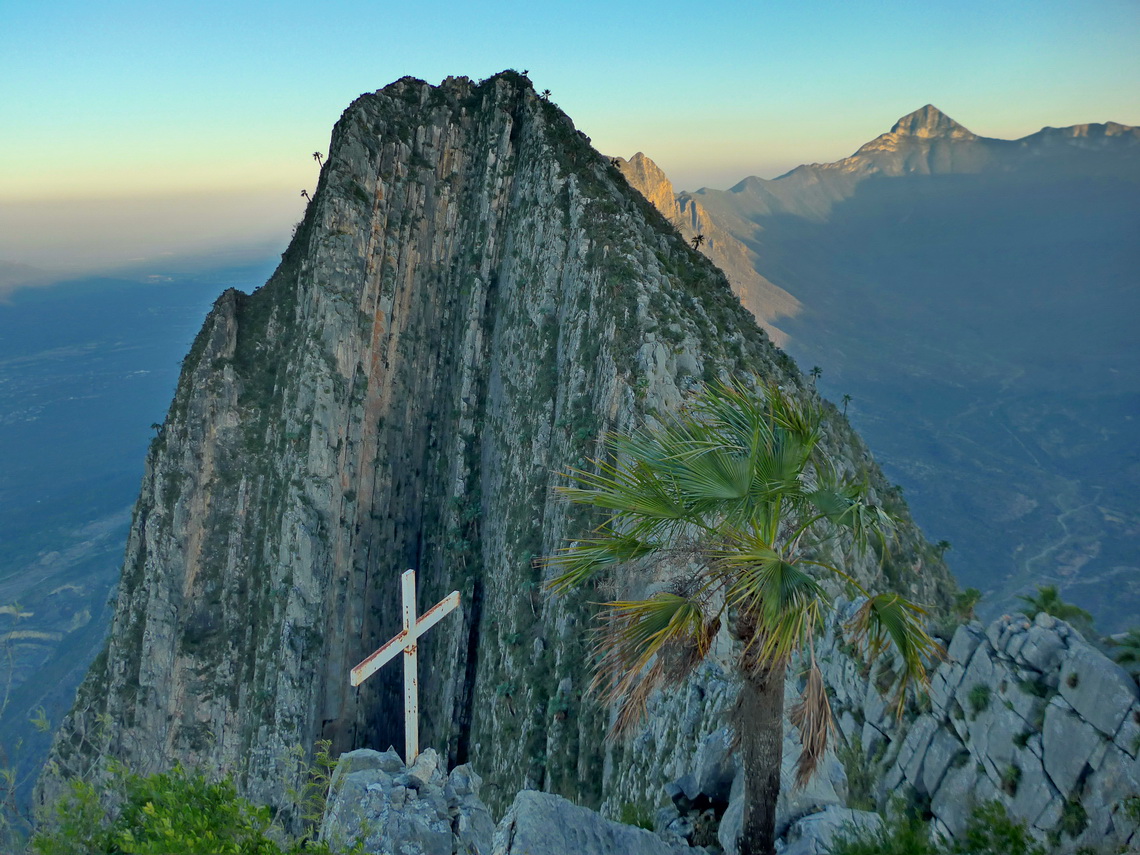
[613,153,799,346]
[40,72,952,815]
[820,609,1140,852]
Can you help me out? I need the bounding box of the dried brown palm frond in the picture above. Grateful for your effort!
[789,657,834,788]
[587,592,716,738]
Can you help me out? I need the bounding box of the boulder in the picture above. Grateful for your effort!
[1058,642,1140,738]
[1016,621,1067,674]
[921,729,967,796]
[946,623,985,666]
[1042,699,1102,795]
[930,759,980,838]
[693,727,738,805]
[491,790,697,855]
[717,796,744,855]
[321,748,494,855]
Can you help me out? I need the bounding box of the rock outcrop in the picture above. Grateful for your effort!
[321,747,494,855]
[815,608,1140,852]
[492,790,700,855]
[633,607,1138,854]
[38,71,952,820]
[881,613,1139,851]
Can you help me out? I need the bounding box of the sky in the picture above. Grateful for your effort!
[2,0,1138,273]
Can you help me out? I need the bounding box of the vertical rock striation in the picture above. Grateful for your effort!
[40,71,952,816]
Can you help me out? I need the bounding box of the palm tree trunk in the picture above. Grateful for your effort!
[738,666,785,855]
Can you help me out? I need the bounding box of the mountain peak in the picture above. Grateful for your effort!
[891,105,976,140]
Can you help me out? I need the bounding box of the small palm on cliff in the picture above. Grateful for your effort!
[1016,585,1093,634]
[547,379,941,855]
[1110,629,1140,677]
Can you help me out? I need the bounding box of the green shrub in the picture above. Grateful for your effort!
[967,684,992,717]
[1057,797,1088,839]
[1001,764,1022,796]
[617,802,654,831]
[829,800,1045,855]
[1122,794,1140,824]
[836,736,876,812]
[31,762,352,855]
[954,801,1046,855]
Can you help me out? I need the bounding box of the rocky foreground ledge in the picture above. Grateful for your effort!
[319,745,876,855]
[320,608,1140,854]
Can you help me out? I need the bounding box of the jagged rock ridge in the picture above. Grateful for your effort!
[687,109,1140,223]
[40,71,952,817]
[612,153,800,346]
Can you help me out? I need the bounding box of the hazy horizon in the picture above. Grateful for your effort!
[3,0,1137,274]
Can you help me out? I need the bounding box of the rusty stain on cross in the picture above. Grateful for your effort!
[350,568,460,763]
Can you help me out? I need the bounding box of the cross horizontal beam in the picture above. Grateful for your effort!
[350,589,460,686]
[349,568,460,763]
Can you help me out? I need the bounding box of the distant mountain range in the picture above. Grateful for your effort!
[625,107,1140,630]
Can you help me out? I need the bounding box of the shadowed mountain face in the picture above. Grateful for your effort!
[685,107,1140,631]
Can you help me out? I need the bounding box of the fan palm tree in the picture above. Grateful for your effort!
[1016,584,1093,633]
[546,379,941,855]
[841,394,851,416]
[809,365,822,385]
[691,233,705,249]
[1110,629,1140,677]
[313,151,323,168]
[300,189,311,202]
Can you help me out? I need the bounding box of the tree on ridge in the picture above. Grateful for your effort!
[1016,584,1093,634]
[313,151,323,168]
[546,378,941,855]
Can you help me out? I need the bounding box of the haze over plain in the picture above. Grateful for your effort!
[2,0,1138,272]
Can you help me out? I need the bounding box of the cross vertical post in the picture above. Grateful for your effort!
[401,567,419,764]
[350,568,460,764]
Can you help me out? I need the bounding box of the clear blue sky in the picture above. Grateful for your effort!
[2,0,1137,269]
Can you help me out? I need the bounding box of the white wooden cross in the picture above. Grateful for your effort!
[350,568,460,763]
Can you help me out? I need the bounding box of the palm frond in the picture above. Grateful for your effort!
[589,594,707,697]
[807,483,897,552]
[789,658,834,789]
[847,593,945,717]
[557,457,689,525]
[544,527,661,594]
[718,542,828,666]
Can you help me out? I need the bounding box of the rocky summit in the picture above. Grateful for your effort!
[37,70,951,823]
